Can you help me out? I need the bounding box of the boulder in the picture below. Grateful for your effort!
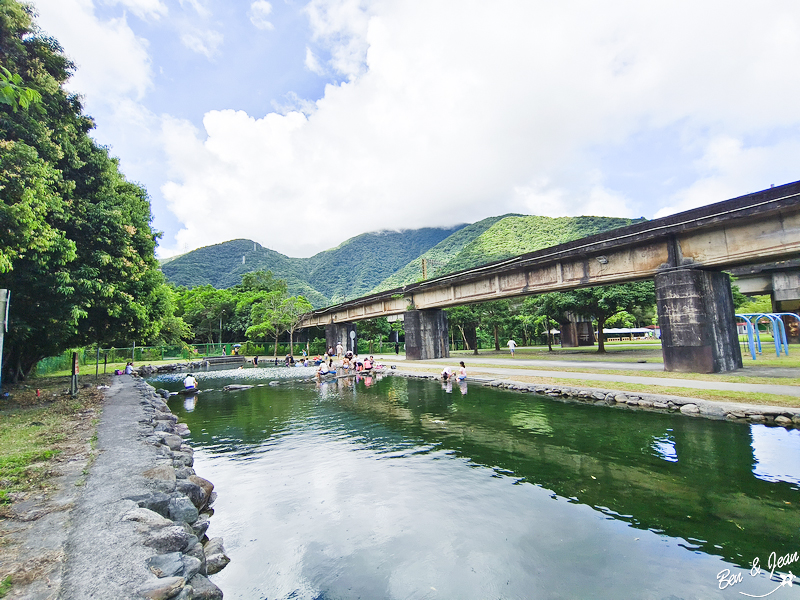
[188,574,223,600]
[138,576,185,600]
[162,434,184,451]
[143,465,176,485]
[121,507,172,529]
[169,496,199,524]
[185,542,207,576]
[174,467,196,480]
[188,476,214,508]
[204,537,231,574]
[176,480,205,510]
[130,492,172,518]
[181,555,203,581]
[680,404,700,415]
[144,525,192,553]
[775,415,793,426]
[146,552,184,578]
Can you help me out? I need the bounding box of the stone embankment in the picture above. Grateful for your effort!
[59,376,230,600]
[396,372,800,428]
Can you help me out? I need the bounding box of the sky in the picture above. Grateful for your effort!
[28,0,800,258]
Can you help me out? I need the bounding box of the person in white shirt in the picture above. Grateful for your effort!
[441,366,453,381]
[183,374,198,390]
[507,339,517,356]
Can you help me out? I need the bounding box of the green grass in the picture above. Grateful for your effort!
[0,408,63,499]
[0,575,12,598]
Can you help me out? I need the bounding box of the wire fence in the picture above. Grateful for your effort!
[34,338,407,376]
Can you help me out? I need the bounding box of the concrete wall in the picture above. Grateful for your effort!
[404,309,449,360]
[656,269,743,373]
[325,323,358,354]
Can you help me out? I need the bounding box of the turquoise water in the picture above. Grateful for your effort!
[150,369,800,600]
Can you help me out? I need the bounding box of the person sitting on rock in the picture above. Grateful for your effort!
[183,374,198,390]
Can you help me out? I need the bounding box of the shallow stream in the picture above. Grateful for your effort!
[150,368,800,600]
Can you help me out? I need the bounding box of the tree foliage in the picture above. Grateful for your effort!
[0,1,168,381]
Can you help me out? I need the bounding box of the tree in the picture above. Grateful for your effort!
[281,296,313,356]
[0,1,167,381]
[246,291,289,357]
[0,65,41,112]
[562,282,656,353]
[359,317,391,353]
[446,305,481,354]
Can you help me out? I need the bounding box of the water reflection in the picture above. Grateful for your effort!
[153,374,800,599]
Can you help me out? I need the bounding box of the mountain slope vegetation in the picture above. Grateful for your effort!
[161,216,647,308]
[161,226,466,307]
[440,215,645,275]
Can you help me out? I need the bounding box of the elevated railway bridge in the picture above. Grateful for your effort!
[300,181,800,373]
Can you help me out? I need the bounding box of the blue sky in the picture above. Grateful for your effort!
[30,0,800,258]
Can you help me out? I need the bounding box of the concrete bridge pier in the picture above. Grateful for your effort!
[655,269,743,373]
[404,309,450,360]
[326,323,358,354]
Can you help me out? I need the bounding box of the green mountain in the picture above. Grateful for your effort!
[440,215,645,275]
[160,226,466,307]
[370,215,514,293]
[161,215,645,308]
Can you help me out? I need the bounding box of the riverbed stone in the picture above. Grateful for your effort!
[169,496,199,524]
[157,388,170,399]
[774,415,792,426]
[146,552,184,578]
[748,414,766,422]
[174,423,191,437]
[138,576,185,600]
[144,525,192,553]
[680,404,700,414]
[188,574,223,600]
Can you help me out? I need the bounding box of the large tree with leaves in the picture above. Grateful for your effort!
[0,0,167,381]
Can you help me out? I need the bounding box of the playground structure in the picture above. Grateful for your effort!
[735,313,800,360]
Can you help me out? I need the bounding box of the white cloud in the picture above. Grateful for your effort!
[178,0,210,18]
[180,29,224,58]
[249,0,275,30]
[31,0,153,101]
[304,47,324,75]
[144,0,800,256]
[102,0,168,20]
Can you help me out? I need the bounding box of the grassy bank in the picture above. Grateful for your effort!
[0,376,105,509]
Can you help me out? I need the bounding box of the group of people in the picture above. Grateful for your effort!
[316,348,378,381]
[440,361,467,381]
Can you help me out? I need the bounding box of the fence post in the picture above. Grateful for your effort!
[70,352,79,397]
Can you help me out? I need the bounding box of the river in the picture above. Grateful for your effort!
[150,367,800,600]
